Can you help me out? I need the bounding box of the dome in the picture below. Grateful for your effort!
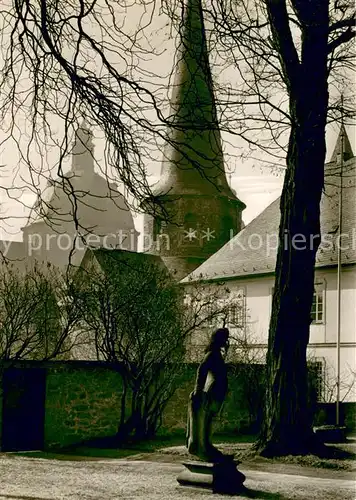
[24,123,137,248]
[26,173,135,236]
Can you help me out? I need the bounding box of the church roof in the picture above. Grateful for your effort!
[182,129,356,283]
[81,248,166,276]
[25,174,134,233]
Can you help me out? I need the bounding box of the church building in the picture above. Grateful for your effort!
[0,0,354,408]
[1,123,138,269]
[142,0,245,280]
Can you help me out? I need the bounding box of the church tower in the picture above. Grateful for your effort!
[143,0,245,279]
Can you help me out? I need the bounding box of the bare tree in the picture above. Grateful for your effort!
[307,353,356,405]
[0,0,190,228]
[324,368,356,405]
[184,0,355,456]
[0,263,84,363]
[73,250,230,441]
[162,0,354,455]
[1,0,355,456]
[0,1,160,253]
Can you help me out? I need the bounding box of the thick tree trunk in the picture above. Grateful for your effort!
[257,3,330,456]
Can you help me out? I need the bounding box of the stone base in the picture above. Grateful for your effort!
[177,459,246,494]
[314,425,347,443]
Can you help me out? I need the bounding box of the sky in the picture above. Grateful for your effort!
[0,0,354,242]
[1,127,353,244]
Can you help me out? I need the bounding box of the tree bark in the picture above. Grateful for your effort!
[257,1,330,456]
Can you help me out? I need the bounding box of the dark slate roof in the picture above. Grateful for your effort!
[182,146,356,283]
[330,125,354,163]
[81,248,166,275]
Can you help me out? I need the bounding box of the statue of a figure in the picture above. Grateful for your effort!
[187,327,230,462]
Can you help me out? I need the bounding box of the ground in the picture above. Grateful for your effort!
[0,444,355,500]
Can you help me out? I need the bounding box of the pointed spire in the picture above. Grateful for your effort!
[72,121,95,174]
[156,0,242,202]
[330,125,354,163]
[169,0,217,129]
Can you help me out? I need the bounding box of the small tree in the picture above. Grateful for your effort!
[182,281,266,432]
[307,352,356,406]
[75,250,229,441]
[0,263,85,405]
[0,263,83,363]
[323,367,356,405]
[229,329,266,432]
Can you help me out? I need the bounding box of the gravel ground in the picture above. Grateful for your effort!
[0,455,355,500]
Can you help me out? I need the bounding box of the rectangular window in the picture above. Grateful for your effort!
[226,289,246,328]
[202,289,246,329]
[272,282,325,324]
[227,304,243,327]
[199,298,225,329]
[308,360,324,401]
[311,282,325,324]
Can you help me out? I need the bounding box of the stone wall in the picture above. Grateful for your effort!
[45,363,123,448]
[314,402,356,430]
[162,364,356,435]
[1,361,354,452]
[162,364,265,435]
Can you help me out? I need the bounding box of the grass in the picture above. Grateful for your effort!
[234,442,356,471]
[9,432,186,461]
[9,432,256,461]
[157,435,356,472]
[8,433,356,472]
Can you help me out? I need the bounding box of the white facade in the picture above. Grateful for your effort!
[183,129,356,403]
[221,265,356,402]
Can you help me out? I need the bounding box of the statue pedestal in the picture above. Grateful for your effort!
[177,459,245,494]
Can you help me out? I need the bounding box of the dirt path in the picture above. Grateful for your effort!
[0,454,355,500]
